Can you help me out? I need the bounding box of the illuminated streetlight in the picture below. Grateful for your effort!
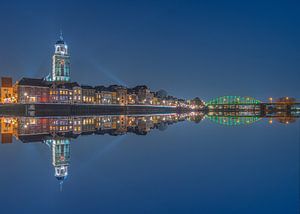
[269,97,273,103]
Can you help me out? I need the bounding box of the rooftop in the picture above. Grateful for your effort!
[56,82,80,89]
[17,78,49,87]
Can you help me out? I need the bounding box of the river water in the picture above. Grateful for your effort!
[0,113,299,214]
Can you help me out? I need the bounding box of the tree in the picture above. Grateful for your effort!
[191,97,203,106]
[156,89,168,99]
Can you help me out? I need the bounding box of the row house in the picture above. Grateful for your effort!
[50,83,72,103]
[127,93,137,105]
[130,85,153,105]
[9,77,182,106]
[81,85,95,104]
[72,85,82,103]
[0,77,15,103]
[96,91,116,104]
[107,85,128,105]
[152,96,159,105]
[116,87,127,105]
[95,85,129,105]
[14,78,50,103]
[49,82,80,104]
[95,86,114,104]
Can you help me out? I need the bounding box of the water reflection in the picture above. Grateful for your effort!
[0,112,299,188]
[206,110,299,125]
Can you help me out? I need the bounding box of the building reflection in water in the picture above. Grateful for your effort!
[0,112,298,188]
[0,113,205,188]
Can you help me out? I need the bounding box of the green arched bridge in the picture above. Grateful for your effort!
[206,96,261,106]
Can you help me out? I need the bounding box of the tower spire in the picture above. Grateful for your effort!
[60,30,63,41]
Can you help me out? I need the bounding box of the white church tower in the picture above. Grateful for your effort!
[46,32,70,82]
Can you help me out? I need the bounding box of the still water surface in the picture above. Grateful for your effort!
[0,113,299,214]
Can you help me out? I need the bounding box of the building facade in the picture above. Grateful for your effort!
[81,85,95,104]
[14,78,50,103]
[131,85,152,104]
[0,77,14,103]
[49,82,80,104]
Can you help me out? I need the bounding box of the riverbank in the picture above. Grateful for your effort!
[0,103,192,116]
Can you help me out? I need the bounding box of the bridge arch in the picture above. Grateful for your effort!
[206,96,261,105]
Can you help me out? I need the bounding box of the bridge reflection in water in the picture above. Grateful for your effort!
[206,110,299,126]
[0,111,298,189]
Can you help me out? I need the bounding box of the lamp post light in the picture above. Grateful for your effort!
[269,97,273,103]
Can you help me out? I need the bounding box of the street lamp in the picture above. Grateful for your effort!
[269,97,273,103]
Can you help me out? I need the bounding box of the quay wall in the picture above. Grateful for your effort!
[0,104,186,116]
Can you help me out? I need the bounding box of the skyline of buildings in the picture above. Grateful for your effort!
[0,33,203,109]
[0,33,297,109]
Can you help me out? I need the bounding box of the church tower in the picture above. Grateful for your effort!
[47,32,70,82]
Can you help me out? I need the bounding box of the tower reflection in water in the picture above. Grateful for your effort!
[44,138,70,190]
[0,112,298,188]
[0,113,205,188]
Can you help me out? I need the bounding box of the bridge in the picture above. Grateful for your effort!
[206,96,261,106]
[206,96,300,113]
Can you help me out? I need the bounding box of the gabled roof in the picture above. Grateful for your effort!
[17,78,49,87]
[81,85,94,90]
[107,85,127,91]
[130,85,148,92]
[57,82,80,89]
[94,85,108,92]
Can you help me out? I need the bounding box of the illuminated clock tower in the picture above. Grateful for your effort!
[48,32,70,82]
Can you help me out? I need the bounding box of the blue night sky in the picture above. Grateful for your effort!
[0,0,299,101]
